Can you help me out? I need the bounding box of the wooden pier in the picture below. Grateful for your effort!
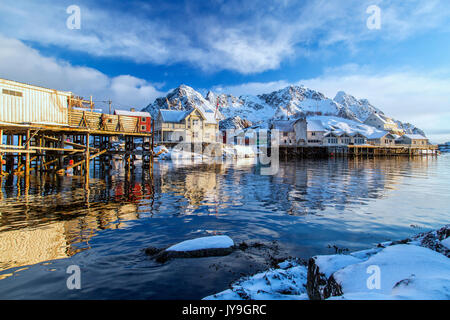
[0,78,154,183]
[0,123,154,184]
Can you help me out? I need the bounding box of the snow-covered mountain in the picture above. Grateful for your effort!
[143,84,424,134]
[334,91,382,122]
[259,85,355,120]
[144,85,220,120]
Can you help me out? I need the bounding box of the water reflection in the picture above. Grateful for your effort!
[0,155,448,289]
[0,169,153,273]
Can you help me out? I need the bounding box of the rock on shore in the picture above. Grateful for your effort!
[146,235,235,263]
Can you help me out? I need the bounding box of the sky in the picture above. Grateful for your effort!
[0,0,449,142]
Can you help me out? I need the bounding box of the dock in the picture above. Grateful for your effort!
[278,144,439,159]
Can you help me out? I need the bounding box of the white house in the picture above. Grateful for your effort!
[306,120,327,146]
[367,132,397,146]
[323,131,368,146]
[154,107,218,143]
[396,134,429,146]
[270,120,296,146]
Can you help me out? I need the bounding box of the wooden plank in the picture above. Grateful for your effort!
[30,146,85,152]
[0,149,36,154]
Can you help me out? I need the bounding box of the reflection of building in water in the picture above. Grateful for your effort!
[0,191,139,275]
[0,222,68,278]
[155,162,220,209]
[270,157,423,216]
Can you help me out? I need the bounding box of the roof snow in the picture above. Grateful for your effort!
[114,110,151,117]
[307,120,326,132]
[271,120,296,131]
[308,116,386,138]
[159,109,192,123]
[400,134,428,140]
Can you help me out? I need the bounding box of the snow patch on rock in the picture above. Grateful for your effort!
[166,235,234,252]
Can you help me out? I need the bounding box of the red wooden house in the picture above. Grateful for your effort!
[114,108,152,133]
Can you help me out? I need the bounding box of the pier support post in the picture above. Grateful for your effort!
[25,129,31,176]
[85,133,90,186]
[0,130,3,176]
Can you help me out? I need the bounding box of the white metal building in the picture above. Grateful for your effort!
[0,78,72,126]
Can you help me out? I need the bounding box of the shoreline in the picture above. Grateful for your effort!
[204,225,450,300]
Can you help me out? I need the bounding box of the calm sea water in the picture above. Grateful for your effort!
[0,155,449,299]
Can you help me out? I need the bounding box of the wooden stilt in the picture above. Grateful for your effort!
[0,130,3,176]
[85,133,90,186]
[25,129,31,176]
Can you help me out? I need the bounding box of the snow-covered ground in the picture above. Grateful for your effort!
[328,244,450,300]
[204,226,450,300]
[204,260,309,300]
[155,144,259,161]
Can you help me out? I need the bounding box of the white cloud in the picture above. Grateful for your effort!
[0,35,164,111]
[1,0,449,74]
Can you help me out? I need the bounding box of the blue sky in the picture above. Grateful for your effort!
[0,0,449,142]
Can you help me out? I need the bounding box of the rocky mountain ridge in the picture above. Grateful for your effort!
[143,84,424,135]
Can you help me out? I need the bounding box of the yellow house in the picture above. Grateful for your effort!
[155,107,218,143]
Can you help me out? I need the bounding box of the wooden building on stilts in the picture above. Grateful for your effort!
[0,78,154,184]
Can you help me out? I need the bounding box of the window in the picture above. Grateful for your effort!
[327,138,337,144]
[141,125,146,131]
[193,120,199,126]
[283,132,288,137]
[2,89,23,97]
[142,117,147,122]
[311,132,316,136]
